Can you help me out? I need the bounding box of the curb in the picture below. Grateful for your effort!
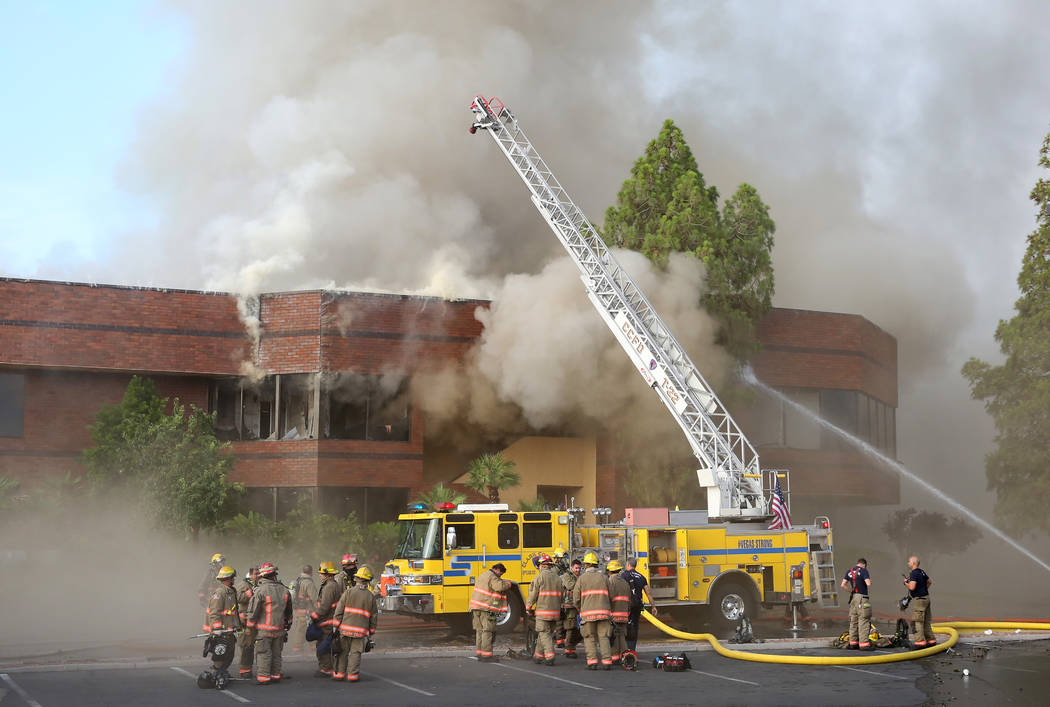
[2,631,1047,673]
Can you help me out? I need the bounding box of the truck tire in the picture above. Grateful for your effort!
[709,581,757,632]
[495,591,524,634]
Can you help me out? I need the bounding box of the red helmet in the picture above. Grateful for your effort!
[259,562,278,578]
[537,553,554,566]
[341,553,358,567]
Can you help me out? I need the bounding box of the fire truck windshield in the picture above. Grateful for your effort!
[395,518,442,560]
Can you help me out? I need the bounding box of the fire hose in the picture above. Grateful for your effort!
[641,611,1050,665]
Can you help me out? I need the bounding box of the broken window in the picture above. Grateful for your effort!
[0,372,25,438]
[324,373,410,441]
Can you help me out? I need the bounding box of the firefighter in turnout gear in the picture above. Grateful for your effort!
[234,566,259,678]
[288,565,317,653]
[206,566,241,677]
[905,556,936,648]
[572,552,613,670]
[332,566,378,682]
[606,560,631,664]
[560,558,583,658]
[470,563,512,662]
[310,562,342,677]
[245,563,292,685]
[841,558,874,650]
[525,553,561,666]
[198,553,225,632]
[336,553,358,593]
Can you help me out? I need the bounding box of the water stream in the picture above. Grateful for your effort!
[741,367,1050,575]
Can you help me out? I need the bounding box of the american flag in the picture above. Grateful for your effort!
[768,478,792,530]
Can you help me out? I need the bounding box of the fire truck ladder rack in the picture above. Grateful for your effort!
[469,95,767,520]
[812,550,840,608]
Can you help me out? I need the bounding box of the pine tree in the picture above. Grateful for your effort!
[962,129,1050,536]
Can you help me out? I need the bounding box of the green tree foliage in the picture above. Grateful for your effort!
[881,508,982,564]
[962,130,1050,536]
[517,495,549,512]
[83,375,242,539]
[466,452,520,503]
[413,482,466,509]
[603,119,775,361]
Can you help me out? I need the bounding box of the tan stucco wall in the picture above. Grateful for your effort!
[455,436,598,521]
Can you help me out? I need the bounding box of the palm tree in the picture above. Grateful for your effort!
[517,495,548,512]
[466,452,520,503]
[413,482,467,509]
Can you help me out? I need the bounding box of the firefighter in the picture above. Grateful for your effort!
[560,558,583,658]
[198,553,225,632]
[206,566,241,679]
[623,557,656,653]
[606,560,631,664]
[470,562,512,662]
[331,566,378,682]
[552,548,570,649]
[288,565,317,653]
[904,556,935,648]
[841,557,873,650]
[525,553,561,666]
[234,566,259,679]
[336,553,358,593]
[310,562,342,677]
[572,552,612,670]
[245,562,292,685]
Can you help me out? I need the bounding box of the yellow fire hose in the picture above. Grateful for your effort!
[642,611,1050,665]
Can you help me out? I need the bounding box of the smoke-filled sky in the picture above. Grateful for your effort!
[3,2,1050,544]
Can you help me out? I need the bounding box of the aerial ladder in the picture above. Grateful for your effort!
[469,96,770,521]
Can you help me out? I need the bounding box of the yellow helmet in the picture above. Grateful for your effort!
[210,553,225,564]
[216,566,236,580]
[583,551,599,566]
[553,546,567,558]
[319,561,338,575]
[355,566,373,582]
[606,559,623,572]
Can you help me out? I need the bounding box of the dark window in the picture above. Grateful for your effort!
[497,523,519,549]
[447,523,475,550]
[783,388,820,450]
[0,373,25,438]
[325,374,410,441]
[820,389,858,449]
[523,513,551,521]
[523,522,552,548]
[857,393,870,444]
[499,513,518,521]
[887,407,896,456]
[445,513,474,523]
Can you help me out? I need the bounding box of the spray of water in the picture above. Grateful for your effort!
[741,367,1050,575]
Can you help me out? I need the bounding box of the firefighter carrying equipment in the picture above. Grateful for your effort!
[355,566,373,582]
[899,595,912,611]
[643,611,1050,665]
[583,552,599,566]
[319,561,338,575]
[216,566,236,580]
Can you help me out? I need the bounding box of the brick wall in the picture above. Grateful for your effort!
[258,292,321,374]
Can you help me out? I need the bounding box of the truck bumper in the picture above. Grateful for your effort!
[379,593,435,615]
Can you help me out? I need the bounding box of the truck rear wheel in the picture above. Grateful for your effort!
[709,582,757,632]
[495,592,524,634]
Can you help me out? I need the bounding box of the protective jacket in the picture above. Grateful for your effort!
[292,573,318,613]
[526,566,563,620]
[608,573,631,624]
[198,566,219,606]
[572,567,611,623]
[207,583,241,632]
[561,571,578,609]
[336,567,357,594]
[470,569,511,612]
[310,576,342,631]
[333,583,378,638]
[234,578,255,625]
[246,577,292,638]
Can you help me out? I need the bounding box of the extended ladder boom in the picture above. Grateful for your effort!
[469,96,768,519]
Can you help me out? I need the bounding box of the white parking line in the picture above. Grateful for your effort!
[472,657,602,691]
[1,674,44,707]
[834,665,910,681]
[688,669,760,686]
[362,672,436,697]
[170,666,251,703]
[995,665,1038,673]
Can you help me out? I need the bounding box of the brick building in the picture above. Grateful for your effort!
[0,278,897,523]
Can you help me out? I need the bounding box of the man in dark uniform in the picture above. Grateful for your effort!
[623,557,656,653]
[904,556,935,648]
[840,557,873,650]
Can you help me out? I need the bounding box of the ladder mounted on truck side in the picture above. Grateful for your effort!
[469,95,770,520]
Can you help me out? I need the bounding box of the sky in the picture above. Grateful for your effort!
[3,0,1050,566]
